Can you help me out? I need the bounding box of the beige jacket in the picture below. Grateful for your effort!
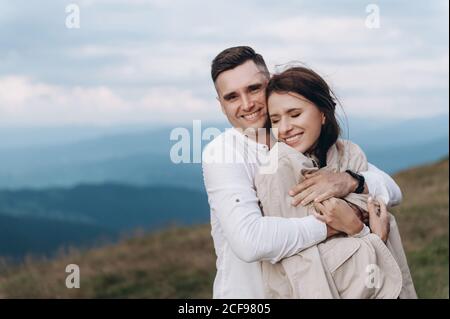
[255,140,417,299]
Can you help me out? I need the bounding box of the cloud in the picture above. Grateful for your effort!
[0,0,448,125]
[341,95,448,120]
[0,76,221,125]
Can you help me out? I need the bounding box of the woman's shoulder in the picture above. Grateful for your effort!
[275,142,309,161]
[267,142,316,171]
[334,139,367,164]
[336,139,365,154]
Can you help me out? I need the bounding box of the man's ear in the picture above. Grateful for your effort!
[216,96,226,115]
[215,83,227,115]
[219,101,226,115]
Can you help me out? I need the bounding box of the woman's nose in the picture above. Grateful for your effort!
[279,119,292,136]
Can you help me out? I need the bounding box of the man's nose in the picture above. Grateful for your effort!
[241,94,255,112]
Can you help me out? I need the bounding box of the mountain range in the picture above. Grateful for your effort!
[0,117,447,190]
[0,184,209,259]
[0,158,447,298]
[0,116,447,259]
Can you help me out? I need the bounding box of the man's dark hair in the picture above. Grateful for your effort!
[211,46,269,82]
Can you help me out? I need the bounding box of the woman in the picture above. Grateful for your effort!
[255,66,417,299]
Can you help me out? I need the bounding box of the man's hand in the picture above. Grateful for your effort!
[290,171,358,207]
[313,198,364,236]
[368,197,390,243]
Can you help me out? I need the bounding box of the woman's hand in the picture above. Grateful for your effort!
[347,202,370,225]
[313,198,364,236]
[368,196,390,243]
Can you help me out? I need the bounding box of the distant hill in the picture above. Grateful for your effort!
[0,184,210,259]
[364,136,449,174]
[0,117,447,189]
[0,157,447,298]
[0,214,115,259]
[0,128,205,190]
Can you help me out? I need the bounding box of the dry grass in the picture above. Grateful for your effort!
[390,157,449,298]
[0,225,216,298]
[0,158,448,298]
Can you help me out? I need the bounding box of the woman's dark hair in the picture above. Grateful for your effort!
[266,66,341,167]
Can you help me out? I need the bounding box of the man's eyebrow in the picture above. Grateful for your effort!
[222,91,237,100]
[222,81,265,100]
[247,83,263,90]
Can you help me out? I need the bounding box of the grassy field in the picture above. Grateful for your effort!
[0,158,448,298]
[390,157,449,298]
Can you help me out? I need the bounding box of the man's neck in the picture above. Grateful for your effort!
[237,127,276,148]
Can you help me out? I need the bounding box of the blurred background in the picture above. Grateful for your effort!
[0,0,448,298]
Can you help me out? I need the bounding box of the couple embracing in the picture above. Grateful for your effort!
[202,46,417,299]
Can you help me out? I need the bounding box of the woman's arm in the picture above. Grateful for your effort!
[289,166,402,207]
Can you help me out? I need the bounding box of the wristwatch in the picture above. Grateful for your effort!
[345,170,365,194]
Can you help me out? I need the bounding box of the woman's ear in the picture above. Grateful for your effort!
[321,113,326,125]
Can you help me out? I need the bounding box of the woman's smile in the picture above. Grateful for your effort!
[282,132,304,146]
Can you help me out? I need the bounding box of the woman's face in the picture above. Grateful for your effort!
[268,91,325,153]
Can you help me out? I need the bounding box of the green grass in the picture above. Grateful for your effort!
[390,157,449,298]
[0,158,448,298]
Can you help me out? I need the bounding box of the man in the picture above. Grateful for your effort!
[202,46,402,298]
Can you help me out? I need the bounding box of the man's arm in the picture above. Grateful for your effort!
[360,163,402,207]
[202,160,327,264]
[290,162,402,208]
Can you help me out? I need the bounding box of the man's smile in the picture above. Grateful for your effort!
[241,108,263,122]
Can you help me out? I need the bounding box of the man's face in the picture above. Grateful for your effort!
[215,60,269,131]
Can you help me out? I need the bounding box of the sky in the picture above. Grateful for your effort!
[0,0,448,127]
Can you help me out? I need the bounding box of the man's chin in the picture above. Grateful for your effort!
[241,124,266,133]
[239,117,268,131]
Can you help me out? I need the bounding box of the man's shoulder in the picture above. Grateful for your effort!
[203,128,233,152]
[202,128,245,164]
